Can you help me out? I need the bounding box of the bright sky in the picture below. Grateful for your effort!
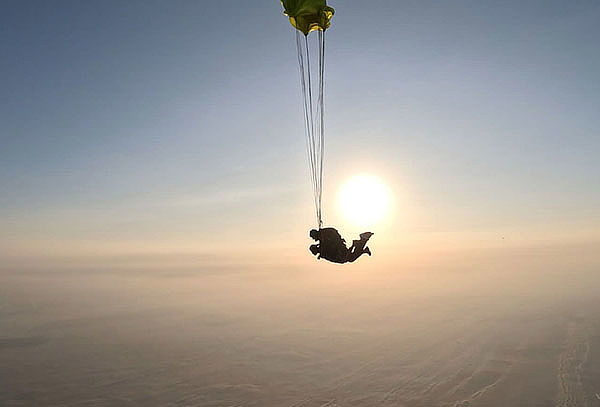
[1,1,599,271]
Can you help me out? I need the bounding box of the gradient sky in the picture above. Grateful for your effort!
[1,0,599,271]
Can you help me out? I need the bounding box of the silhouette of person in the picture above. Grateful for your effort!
[309,228,373,264]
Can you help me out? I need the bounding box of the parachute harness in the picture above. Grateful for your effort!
[296,29,326,228]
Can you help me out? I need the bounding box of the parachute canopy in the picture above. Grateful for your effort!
[281,0,334,228]
[281,0,335,35]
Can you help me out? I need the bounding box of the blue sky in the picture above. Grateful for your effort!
[1,0,599,269]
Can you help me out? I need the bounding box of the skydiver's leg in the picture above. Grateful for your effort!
[346,248,369,262]
[349,232,373,253]
[346,235,372,262]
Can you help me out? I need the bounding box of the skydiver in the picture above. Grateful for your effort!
[309,228,373,264]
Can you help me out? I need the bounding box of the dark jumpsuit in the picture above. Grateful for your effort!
[316,228,372,264]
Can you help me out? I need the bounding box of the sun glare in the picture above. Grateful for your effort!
[337,174,391,228]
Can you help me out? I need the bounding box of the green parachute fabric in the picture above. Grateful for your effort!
[281,0,335,35]
[281,0,334,228]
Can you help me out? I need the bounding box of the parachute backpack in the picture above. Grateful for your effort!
[280,0,335,229]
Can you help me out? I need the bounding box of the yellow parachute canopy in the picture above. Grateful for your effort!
[281,0,335,35]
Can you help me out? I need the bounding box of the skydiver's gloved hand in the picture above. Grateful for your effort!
[309,244,321,259]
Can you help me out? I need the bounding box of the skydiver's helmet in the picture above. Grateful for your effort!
[309,244,320,256]
[309,229,320,240]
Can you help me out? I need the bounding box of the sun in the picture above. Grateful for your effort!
[337,174,391,228]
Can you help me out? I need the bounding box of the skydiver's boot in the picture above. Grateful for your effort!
[360,232,374,240]
[364,247,372,256]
